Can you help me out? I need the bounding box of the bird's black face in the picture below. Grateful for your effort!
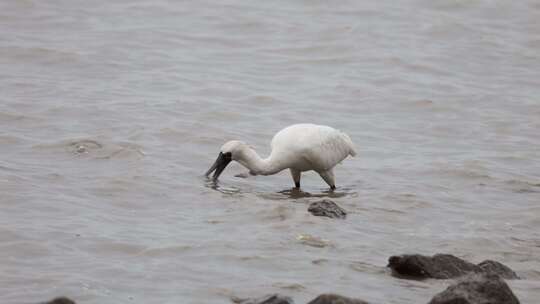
[205,152,232,180]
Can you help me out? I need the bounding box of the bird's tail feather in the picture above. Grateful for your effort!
[340,132,357,157]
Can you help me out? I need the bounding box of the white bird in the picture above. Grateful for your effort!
[205,124,356,190]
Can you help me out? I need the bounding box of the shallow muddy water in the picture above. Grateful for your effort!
[1,0,539,303]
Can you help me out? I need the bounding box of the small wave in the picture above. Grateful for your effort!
[372,207,407,215]
[33,138,145,160]
[517,269,540,280]
[257,204,295,221]
[85,241,147,256]
[505,179,540,188]
[429,164,492,180]
[0,134,26,146]
[349,261,387,275]
[0,241,51,259]
[0,111,41,122]
[204,180,357,200]
[0,46,80,64]
[138,245,193,257]
[504,179,540,194]
[0,161,22,172]
[204,178,243,195]
[259,186,356,201]
[272,282,306,291]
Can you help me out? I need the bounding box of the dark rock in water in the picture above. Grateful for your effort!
[428,273,520,304]
[231,294,293,304]
[477,260,520,279]
[387,254,479,279]
[387,253,520,280]
[42,297,76,304]
[307,294,369,304]
[308,199,347,219]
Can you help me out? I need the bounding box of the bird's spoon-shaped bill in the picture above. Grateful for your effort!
[205,152,232,180]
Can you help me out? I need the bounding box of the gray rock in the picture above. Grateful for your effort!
[307,294,369,304]
[41,298,76,304]
[387,254,520,280]
[477,260,519,279]
[428,273,520,304]
[308,200,347,219]
[388,254,478,279]
[231,294,293,304]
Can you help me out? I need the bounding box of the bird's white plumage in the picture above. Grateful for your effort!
[269,124,356,172]
[209,123,356,188]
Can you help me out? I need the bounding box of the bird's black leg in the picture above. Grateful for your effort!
[318,170,336,191]
[290,169,301,189]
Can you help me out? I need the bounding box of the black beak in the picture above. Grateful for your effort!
[205,152,232,180]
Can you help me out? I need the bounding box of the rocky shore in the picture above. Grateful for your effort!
[39,251,521,304]
[41,204,522,304]
[231,266,520,304]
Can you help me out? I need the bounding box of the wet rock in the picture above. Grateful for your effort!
[428,273,520,304]
[308,199,347,219]
[231,294,293,304]
[478,260,520,279]
[387,254,478,279]
[307,294,369,304]
[387,254,520,280]
[41,297,76,304]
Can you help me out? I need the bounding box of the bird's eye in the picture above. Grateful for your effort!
[224,152,232,159]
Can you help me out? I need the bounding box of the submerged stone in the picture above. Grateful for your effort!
[69,139,102,154]
[42,297,76,304]
[231,294,293,304]
[297,234,333,248]
[477,260,520,279]
[428,273,520,304]
[308,199,347,219]
[307,294,370,304]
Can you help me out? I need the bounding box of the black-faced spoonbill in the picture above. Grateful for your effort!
[205,124,356,190]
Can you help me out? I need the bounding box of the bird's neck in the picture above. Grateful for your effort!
[239,148,283,176]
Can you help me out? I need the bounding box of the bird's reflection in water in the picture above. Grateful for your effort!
[204,178,241,195]
[205,177,357,199]
[276,187,352,199]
